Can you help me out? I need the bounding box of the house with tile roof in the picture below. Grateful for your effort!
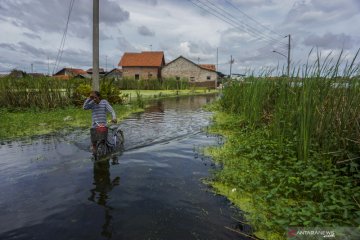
[53,68,90,79]
[118,51,165,80]
[161,56,218,88]
[105,68,123,80]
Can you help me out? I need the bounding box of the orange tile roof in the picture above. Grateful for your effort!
[199,64,216,71]
[119,51,165,67]
[66,68,88,75]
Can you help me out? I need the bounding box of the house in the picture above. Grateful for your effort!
[53,68,90,79]
[86,68,106,77]
[161,56,218,88]
[230,73,246,81]
[104,68,123,80]
[118,51,165,80]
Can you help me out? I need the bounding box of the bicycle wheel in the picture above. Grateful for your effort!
[96,141,108,158]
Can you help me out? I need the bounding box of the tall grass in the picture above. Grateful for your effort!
[220,49,360,162]
[0,76,77,109]
[212,49,360,237]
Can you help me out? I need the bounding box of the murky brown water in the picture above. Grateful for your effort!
[0,94,253,240]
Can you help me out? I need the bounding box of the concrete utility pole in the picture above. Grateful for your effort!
[92,0,100,91]
[229,55,234,77]
[287,34,291,77]
[47,57,50,76]
[272,34,291,77]
[216,48,218,71]
[216,48,218,89]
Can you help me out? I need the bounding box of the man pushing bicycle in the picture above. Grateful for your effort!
[83,91,117,154]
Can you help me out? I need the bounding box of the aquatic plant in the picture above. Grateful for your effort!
[209,49,360,239]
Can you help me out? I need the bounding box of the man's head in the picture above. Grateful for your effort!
[90,91,101,104]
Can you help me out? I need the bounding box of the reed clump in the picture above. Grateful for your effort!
[210,49,360,239]
[0,75,74,109]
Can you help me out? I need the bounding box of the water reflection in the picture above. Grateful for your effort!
[88,156,120,239]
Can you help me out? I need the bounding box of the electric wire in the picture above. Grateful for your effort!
[52,0,75,75]
[188,0,288,48]
[222,0,284,38]
[201,0,287,46]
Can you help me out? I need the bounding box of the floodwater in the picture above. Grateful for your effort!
[0,94,253,240]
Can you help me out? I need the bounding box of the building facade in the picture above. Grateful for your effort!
[161,56,218,88]
[118,51,165,80]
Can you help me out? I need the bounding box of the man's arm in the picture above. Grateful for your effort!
[83,98,95,110]
[105,100,116,121]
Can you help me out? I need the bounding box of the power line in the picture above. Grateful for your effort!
[222,0,283,38]
[52,0,75,75]
[188,0,287,47]
[201,0,285,45]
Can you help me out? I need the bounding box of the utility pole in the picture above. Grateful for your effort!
[287,34,291,77]
[105,55,108,72]
[216,48,218,71]
[229,55,234,77]
[47,57,50,76]
[31,63,33,73]
[216,48,218,89]
[92,0,100,91]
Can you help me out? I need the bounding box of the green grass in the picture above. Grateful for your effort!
[0,105,142,140]
[122,89,218,101]
[205,50,360,239]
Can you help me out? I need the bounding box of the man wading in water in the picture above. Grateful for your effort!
[83,91,117,153]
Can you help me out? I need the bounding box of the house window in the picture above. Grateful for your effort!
[190,77,195,82]
[207,76,211,80]
[148,72,152,79]
[135,74,140,80]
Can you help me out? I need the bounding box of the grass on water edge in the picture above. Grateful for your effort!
[0,104,142,141]
[205,108,360,240]
[1,89,218,141]
[122,89,218,101]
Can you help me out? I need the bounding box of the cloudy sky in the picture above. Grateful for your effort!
[0,0,359,75]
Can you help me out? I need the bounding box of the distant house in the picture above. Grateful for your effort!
[86,68,106,77]
[53,68,90,79]
[105,68,122,80]
[161,56,218,88]
[118,51,165,80]
[230,73,246,81]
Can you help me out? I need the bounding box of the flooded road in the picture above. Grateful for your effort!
[0,95,252,240]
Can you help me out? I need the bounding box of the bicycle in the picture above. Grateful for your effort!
[93,122,124,159]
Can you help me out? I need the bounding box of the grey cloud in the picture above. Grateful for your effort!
[138,26,155,37]
[138,0,158,6]
[0,0,129,37]
[285,0,359,25]
[18,42,48,59]
[23,32,42,40]
[0,41,91,71]
[303,32,354,50]
[188,41,214,56]
[231,0,273,7]
[0,43,17,51]
[161,40,215,63]
[59,48,92,67]
[116,37,137,52]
